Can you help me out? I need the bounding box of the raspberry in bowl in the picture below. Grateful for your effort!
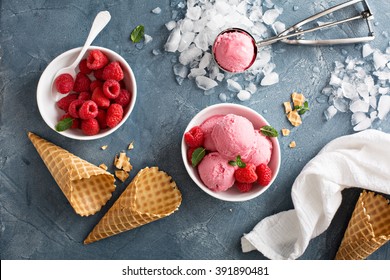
[181,103,281,202]
[37,46,137,140]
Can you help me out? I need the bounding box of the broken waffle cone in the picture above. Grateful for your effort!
[291,92,305,107]
[287,110,302,127]
[84,166,182,244]
[335,191,390,260]
[28,132,116,217]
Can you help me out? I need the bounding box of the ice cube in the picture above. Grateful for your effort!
[152,49,161,56]
[261,72,279,86]
[199,52,212,69]
[369,96,377,109]
[324,105,337,120]
[193,31,209,51]
[173,63,189,78]
[333,98,349,112]
[349,99,370,113]
[152,7,162,14]
[246,82,257,94]
[373,51,388,70]
[226,79,242,92]
[272,21,286,34]
[378,87,389,95]
[165,21,177,31]
[188,68,207,79]
[215,1,231,16]
[237,90,251,101]
[164,27,181,52]
[216,73,225,82]
[341,81,358,100]
[179,44,202,65]
[351,112,367,125]
[144,34,153,44]
[329,73,342,87]
[180,19,194,33]
[186,6,202,20]
[178,32,195,52]
[353,117,371,131]
[377,95,390,119]
[362,44,374,58]
[262,9,280,25]
[195,76,218,91]
[373,71,390,80]
[219,92,228,102]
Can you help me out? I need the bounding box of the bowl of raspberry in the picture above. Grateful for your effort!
[37,46,137,140]
[181,103,281,202]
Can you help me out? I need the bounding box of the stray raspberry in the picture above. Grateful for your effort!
[90,80,103,92]
[81,118,100,136]
[106,103,124,128]
[86,50,109,70]
[57,93,78,112]
[91,87,110,109]
[102,61,124,81]
[114,89,131,107]
[78,100,98,120]
[68,99,85,118]
[55,73,74,94]
[187,147,197,163]
[78,59,92,74]
[93,68,105,80]
[59,113,80,129]
[73,72,91,92]
[184,126,204,148]
[234,163,257,183]
[236,182,253,193]
[95,109,107,129]
[103,79,121,99]
[78,91,91,101]
[256,164,273,186]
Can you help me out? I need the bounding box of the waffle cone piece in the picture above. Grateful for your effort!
[335,191,390,260]
[28,132,116,216]
[84,166,182,244]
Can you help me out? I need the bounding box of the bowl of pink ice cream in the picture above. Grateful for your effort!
[181,103,281,202]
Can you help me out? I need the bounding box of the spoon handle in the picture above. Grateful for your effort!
[70,11,111,68]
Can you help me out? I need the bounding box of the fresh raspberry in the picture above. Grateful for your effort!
[234,163,257,183]
[81,118,100,136]
[68,99,85,118]
[103,79,121,99]
[56,93,78,112]
[78,59,92,74]
[93,68,105,80]
[86,50,109,70]
[102,61,124,81]
[114,89,131,107]
[236,182,253,193]
[78,100,98,120]
[91,87,110,109]
[54,73,74,94]
[95,109,107,129]
[73,72,91,92]
[106,103,124,128]
[59,113,80,129]
[187,147,197,163]
[78,91,91,101]
[90,80,103,92]
[256,164,273,186]
[184,126,204,148]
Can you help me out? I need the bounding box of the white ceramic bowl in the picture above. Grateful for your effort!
[37,46,137,140]
[181,103,281,202]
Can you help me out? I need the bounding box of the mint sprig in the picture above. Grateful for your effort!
[55,117,73,132]
[260,125,279,137]
[228,155,246,168]
[191,147,206,167]
[294,101,310,115]
[130,25,145,43]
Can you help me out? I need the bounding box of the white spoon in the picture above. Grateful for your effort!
[51,11,111,100]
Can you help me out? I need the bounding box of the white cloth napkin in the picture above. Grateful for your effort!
[241,129,390,259]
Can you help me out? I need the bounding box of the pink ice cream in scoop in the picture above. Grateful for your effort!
[211,114,256,160]
[198,152,236,191]
[199,114,224,151]
[243,130,273,166]
[213,30,256,73]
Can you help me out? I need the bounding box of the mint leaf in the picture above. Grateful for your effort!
[191,147,206,167]
[228,155,246,168]
[298,101,309,115]
[130,25,145,43]
[260,125,279,137]
[55,118,73,132]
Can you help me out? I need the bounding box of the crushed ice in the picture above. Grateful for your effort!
[321,43,390,131]
[164,0,283,101]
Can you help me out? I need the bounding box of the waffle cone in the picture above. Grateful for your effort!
[84,166,182,244]
[335,191,390,260]
[28,132,116,217]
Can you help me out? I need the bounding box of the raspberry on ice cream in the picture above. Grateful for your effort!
[211,114,256,160]
[197,152,236,192]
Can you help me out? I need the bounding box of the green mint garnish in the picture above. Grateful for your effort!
[228,155,246,168]
[294,101,310,115]
[130,25,145,43]
[55,118,73,132]
[191,147,206,167]
[260,125,279,137]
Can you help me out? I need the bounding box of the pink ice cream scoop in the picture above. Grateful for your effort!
[198,152,236,192]
[243,130,273,166]
[199,114,224,151]
[211,114,256,160]
[212,29,257,73]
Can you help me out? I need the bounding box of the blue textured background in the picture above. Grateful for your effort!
[1,0,389,260]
